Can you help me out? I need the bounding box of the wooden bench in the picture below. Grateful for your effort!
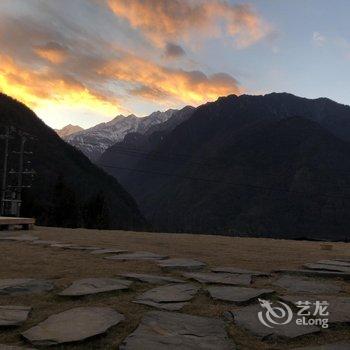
[0,217,35,231]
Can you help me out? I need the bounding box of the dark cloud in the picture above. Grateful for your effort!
[164,43,186,58]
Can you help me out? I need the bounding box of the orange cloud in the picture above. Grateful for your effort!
[100,54,241,105]
[0,54,121,117]
[34,42,69,64]
[108,0,270,48]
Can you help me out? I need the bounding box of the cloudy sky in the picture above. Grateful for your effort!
[0,0,349,129]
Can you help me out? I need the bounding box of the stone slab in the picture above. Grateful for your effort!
[0,306,31,326]
[228,304,319,339]
[184,272,251,286]
[50,243,76,249]
[317,260,350,267]
[105,252,168,261]
[134,283,199,311]
[292,342,350,349]
[120,311,235,350]
[280,295,350,324]
[119,273,185,284]
[22,307,124,346]
[158,258,206,271]
[0,279,54,295]
[273,275,341,294]
[0,235,38,242]
[212,267,269,277]
[207,286,274,305]
[91,248,127,255]
[303,263,350,273]
[59,278,131,296]
[274,269,350,280]
[0,345,37,350]
[30,240,58,246]
[64,246,101,251]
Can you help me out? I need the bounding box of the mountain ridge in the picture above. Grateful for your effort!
[0,93,146,230]
[99,92,350,240]
[64,109,179,161]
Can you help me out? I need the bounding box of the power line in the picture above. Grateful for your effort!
[99,163,350,200]
[102,145,350,190]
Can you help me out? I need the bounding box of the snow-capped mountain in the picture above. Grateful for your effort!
[64,109,177,161]
[55,124,84,137]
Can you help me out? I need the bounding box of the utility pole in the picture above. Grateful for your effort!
[0,126,11,216]
[9,132,35,217]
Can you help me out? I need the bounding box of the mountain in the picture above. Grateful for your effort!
[99,106,195,177]
[64,109,177,161]
[0,93,146,230]
[55,124,84,137]
[99,93,350,240]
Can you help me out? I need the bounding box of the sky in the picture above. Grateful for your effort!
[0,0,349,129]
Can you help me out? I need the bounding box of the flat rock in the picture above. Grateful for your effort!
[0,279,54,295]
[50,243,76,249]
[158,258,206,271]
[120,310,235,350]
[292,342,350,349]
[119,273,185,284]
[0,345,37,350]
[59,278,131,296]
[0,306,31,326]
[134,283,199,311]
[273,275,341,294]
[64,246,101,251]
[274,269,350,280]
[31,240,58,246]
[212,267,269,277]
[303,263,350,273]
[280,295,350,324]
[91,248,127,255]
[228,304,319,339]
[184,272,251,286]
[317,260,350,267]
[0,235,38,242]
[22,307,124,346]
[105,251,168,261]
[207,286,274,304]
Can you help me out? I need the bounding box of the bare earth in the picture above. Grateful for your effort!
[1,226,350,349]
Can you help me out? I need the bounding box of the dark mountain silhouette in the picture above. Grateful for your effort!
[0,93,146,230]
[99,106,194,174]
[99,93,350,240]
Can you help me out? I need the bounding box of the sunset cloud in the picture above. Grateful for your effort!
[0,0,253,127]
[108,0,270,48]
[34,42,69,64]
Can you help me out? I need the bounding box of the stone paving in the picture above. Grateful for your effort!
[120,311,236,350]
[207,286,275,304]
[22,307,124,346]
[0,306,31,326]
[273,275,342,294]
[211,267,269,277]
[119,272,185,284]
[0,279,54,296]
[184,272,251,286]
[105,251,168,261]
[134,283,199,311]
[227,304,320,339]
[1,234,350,349]
[58,278,132,297]
[158,258,206,271]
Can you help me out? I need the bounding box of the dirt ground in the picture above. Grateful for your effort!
[1,226,350,349]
